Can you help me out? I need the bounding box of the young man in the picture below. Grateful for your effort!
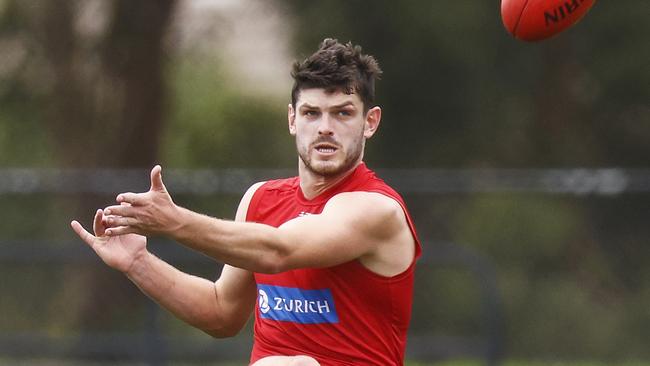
[71,39,421,365]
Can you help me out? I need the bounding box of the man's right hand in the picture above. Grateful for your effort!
[71,208,147,274]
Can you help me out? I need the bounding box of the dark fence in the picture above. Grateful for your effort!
[1,168,649,195]
[0,239,502,365]
[1,168,649,365]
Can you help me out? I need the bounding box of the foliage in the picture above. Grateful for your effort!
[162,59,294,169]
[0,0,648,363]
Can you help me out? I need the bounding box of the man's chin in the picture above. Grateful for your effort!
[307,158,360,178]
[309,162,344,177]
[299,150,361,178]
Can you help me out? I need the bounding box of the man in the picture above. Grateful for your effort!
[71,39,421,365]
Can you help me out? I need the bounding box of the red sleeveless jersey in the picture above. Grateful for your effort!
[246,163,421,365]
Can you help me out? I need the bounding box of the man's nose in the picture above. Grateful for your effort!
[318,115,334,136]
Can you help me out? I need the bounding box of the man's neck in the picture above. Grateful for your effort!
[298,161,362,200]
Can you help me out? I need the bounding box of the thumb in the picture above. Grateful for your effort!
[150,165,166,192]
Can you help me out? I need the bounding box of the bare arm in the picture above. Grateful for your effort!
[103,166,414,276]
[165,191,413,275]
[123,251,254,338]
[70,179,260,337]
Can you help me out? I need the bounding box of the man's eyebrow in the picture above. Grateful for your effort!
[298,101,356,110]
[330,101,356,109]
[299,103,320,110]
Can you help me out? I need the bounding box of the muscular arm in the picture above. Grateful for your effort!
[129,183,260,337]
[104,166,415,276]
[172,191,414,275]
[125,253,255,338]
[72,180,260,338]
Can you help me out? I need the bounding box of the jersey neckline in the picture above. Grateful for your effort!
[294,162,371,206]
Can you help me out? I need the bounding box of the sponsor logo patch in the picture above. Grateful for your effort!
[257,284,339,324]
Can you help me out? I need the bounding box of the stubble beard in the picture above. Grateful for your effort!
[297,133,365,178]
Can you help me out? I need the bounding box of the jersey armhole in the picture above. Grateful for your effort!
[369,189,422,262]
[245,182,267,222]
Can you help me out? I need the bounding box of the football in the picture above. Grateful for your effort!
[501,0,596,42]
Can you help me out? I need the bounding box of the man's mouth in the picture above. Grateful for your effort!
[313,143,339,154]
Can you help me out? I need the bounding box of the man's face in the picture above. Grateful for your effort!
[288,88,381,177]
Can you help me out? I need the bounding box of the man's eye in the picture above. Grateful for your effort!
[304,110,318,116]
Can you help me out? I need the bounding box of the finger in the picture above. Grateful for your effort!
[103,204,135,217]
[150,164,166,192]
[103,215,136,228]
[116,192,142,206]
[70,220,97,248]
[105,225,138,236]
[101,214,117,228]
[93,209,106,236]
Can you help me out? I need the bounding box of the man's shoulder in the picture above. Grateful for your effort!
[258,175,300,193]
[326,191,402,214]
[247,176,300,214]
[354,168,403,201]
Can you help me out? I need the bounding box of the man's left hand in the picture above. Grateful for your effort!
[103,165,182,237]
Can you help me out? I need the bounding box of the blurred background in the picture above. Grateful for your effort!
[0,0,648,365]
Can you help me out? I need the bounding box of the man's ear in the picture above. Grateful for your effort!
[288,104,296,135]
[364,106,382,139]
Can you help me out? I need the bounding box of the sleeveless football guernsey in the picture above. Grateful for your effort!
[247,163,421,365]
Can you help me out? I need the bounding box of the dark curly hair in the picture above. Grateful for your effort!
[290,38,382,113]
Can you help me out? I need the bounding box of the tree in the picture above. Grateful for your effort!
[0,0,176,339]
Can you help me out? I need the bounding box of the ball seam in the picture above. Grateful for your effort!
[512,0,532,37]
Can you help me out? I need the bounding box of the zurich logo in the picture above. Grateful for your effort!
[257,284,339,324]
[258,289,270,314]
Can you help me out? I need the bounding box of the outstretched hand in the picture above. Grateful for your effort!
[71,208,147,274]
[102,165,182,237]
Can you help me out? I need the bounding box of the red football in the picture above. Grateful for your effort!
[501,0,596,42]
